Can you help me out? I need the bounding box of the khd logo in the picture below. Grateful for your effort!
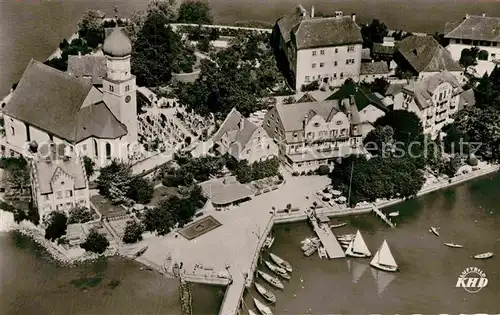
[456,267,488,293]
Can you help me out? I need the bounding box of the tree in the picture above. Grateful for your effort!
[373,110,423,144]
[362,77,389,95]
[122,220,144,243]
[44,212,68,241]
[197,36,211,52]
[132,11,195,86]
[177,0,213,24]
[67,206,94,224]
[81,230,109,254]
[316,165,330,175]
[96,160,133,204]
[77,9,105,48]
[148,0,178,22]
[459,47,480,69]
[1,157,30,196]
[441,156,461,177]
[83,156,95,178]
[478,50,489,61]
[361,19,388,48]
[363,125,395,156]
[126,177,154,204]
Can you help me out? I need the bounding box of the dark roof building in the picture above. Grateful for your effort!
[326,82,389,113]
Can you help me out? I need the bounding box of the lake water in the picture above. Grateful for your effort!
[1,173,499,314]
[1,0,500,95]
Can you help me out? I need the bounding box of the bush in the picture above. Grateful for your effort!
[301,80,319,92]
[127,177,154,204]
[300,171,306,176]
[316,165,330,176]
[45,212,68,241]
[81,230,109,254]
[292,172,299,177]
[122,220,144,244]
[83,156,96,178]
[478,50,489,61]
[306,170,314,175]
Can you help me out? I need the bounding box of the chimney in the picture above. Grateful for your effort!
[351,13,356,23]
[311,6,315,18]
[238,118,244,131]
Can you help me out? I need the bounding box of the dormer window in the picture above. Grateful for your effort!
[293,132,298,138]
[109,85,115,92]
[336,120,342,125]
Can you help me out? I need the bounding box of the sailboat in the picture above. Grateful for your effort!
[264,261,291,280]
[254,282,276,303]
[257,270,284,289]
[371,267,396,296]
[345,230,371,258]
[269,253,292,273]
[351,261,369,284]
[370,240,399,272]
[253,298,273,315]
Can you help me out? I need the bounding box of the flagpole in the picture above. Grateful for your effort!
[347,160,354,206]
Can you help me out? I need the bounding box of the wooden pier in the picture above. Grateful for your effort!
[309,212,345,259]
[372,205,395,228]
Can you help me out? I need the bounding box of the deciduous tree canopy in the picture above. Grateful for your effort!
[177,0,213,24]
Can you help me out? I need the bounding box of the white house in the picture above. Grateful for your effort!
[262,98,369,172]
[395,35,464,83]
[213,108,278,164]
[444,14,500,62]
[272,6,363,91]
[2,28,138,168]
[395,71,465,138]
[30,143,90,222]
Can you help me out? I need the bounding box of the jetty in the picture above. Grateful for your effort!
[372,205,395,228]
[308,211,345,258]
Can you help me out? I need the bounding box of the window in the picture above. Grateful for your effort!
[493,42,497,47]
[293,132,298,138]
[312,51,317,56]
[334,48,338,53]
[320,62,324,68]
[320,50,325,55]
[312,63,316,68]
[334,61,338,66]
[93,139,98,157]
[105,142,111,159]
[347,46,355,52]
[270,113,274,119]
[43,195,49,201]
[10,126,14,136]
[65,190,73,198]
[266,120,270,127]
[125,85,130,92]
[274,127,278,133]
[109,85,114,92]
[346,59,355,65]
[66,202,72,209]
[79,199,85,204]
[340,72,344,79]
[333,73,337,79]
[305,76,310,82]
[56,191,63,199]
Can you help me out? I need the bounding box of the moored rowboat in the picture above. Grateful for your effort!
[330,222,347,229]
[269,253,292,273]
[254,298,273,315]
[444,242,463,248]
[258,270,284,289]
[254,282,276,303]
[264,260,291,280]
[471,252,493,259]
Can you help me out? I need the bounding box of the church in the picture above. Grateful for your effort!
[2,27,138,168]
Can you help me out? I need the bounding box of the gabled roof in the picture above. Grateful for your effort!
[68,55,107,84]
[3,59,127,143]
[360,61,389,75]
[397,36,463,73]
[372,43,395,55]
[275,100,342,131]
[276,5,309,43]
[444,15,500,42]
[385,84,405,96]
[296,92,317,103]
[295,16,362,49]
[213,108,259,157]
[405,71,463,109]
[326,82,389,113]
[3,60,93,142]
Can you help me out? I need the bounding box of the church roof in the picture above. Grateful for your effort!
[68,55,107,84]
[3,59,127,143]
[103,28,132,57]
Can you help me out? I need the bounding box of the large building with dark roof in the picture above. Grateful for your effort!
[2,27,137,168]
[444,13,500,62]
[271,6,362,91]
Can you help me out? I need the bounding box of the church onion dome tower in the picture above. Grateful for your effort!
[103,28,132,57]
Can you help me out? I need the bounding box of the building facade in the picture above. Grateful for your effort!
[444,14,500,62]
[263,99,366,172]
[213,108,278,164]
[395,71,463,138]
[272,6,363,91]
[30,143,90,221]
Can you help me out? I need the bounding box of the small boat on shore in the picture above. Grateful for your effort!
[388,211,399,217]
[471,252,494,259]
[254,282,276,303]
[345,230,371,258]
[263,236,275,249]
[330,222,347,229]
[258,270,284,289]
[253,297,273,315]
[444,242,463,248]
[429,226,440,237]
[269,253,292,273]
[370,240,399,272]
[264,261,291,280]
[318,246,327,259]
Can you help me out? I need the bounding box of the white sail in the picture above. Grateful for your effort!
[352,230,371,256]
[370,248,380,266]
[378,240,397,267]
[352,261,368,284]
[371,268,396,296]
[345,238,354,254]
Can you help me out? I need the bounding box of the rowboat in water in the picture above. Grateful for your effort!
[301,238,320,251]
[345,230,371,258]
[254,298,273,315]
[388,211,399,217]
[337,234,356,241]
[330,222,347,229]
[318,246,327,259]
[254,282,276,303]
[258,270,284,289]
[263,236,275,249]
[471,252,494,259]
[304,243,319,256]
[444,242,463,248]
[429,226,440,237]
[370,240,399,272]
[269,253,292,273]
[264,261,291,280]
